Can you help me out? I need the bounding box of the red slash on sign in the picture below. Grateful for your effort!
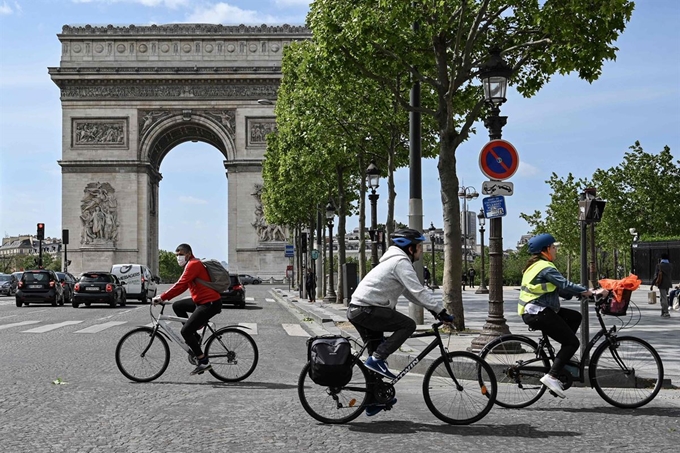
[479,139,519,181]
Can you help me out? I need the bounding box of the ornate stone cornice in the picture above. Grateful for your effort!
[60,23,310,36]
[53,78,279,100]
[49,66,281,75]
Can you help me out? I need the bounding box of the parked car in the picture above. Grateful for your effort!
[238,274,262,285]
[220,274,246,308]
[0,273,18,296]
[110,264,159,303]
[73,272,126,308]
[56,272,77,304]
[15,269,65,307]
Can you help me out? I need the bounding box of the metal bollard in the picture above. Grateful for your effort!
[648,291,657,305]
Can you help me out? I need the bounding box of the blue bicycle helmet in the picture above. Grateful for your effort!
[391,228,426,248]
[527,233,556,254]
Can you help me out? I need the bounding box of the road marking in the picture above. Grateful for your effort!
[0,320,41,330]
[238,322,257,335]
[22,321,83,333]
[74,321,128,334]
[265,298,275,303]
[246,297,255,302]
[282,323,310,337]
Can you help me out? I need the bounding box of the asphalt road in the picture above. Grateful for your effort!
[0,284,678,453]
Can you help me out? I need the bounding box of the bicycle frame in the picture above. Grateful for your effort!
[530,299,621,385]
[354,322,464,389]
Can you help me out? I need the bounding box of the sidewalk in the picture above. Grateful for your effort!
[271,286,679,388]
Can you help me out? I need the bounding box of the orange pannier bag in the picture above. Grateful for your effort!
[598,274,642,316]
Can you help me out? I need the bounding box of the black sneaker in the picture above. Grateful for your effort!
[190,358,211,375]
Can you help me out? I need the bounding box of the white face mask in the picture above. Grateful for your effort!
[177,255,187,267]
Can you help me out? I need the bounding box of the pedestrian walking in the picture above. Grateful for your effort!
[461,270,468,290]
[423,266,431,287]
[468,268,476,288]
[305,269,317,303]
[654,253,674,318]
[669,284,680,311]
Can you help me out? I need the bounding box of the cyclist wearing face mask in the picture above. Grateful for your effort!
[152,243,222,375]
[347,228,452,387]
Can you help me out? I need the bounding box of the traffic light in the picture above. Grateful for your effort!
[301,232,308,253]
[37,223,45,240]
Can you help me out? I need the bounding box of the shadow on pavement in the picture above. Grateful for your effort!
[134,380,297,390]
[546,405,680,418]
[346,421,580,438]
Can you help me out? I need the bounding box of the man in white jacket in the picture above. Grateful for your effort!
[347,228,452,381]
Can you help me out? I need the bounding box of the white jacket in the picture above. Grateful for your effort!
[350,246,443,313]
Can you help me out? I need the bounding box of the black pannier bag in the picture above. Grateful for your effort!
[307,335,353,387]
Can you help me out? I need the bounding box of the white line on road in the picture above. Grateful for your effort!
[246,297,255,302]
[22,321,83,333]
[265,298,275,303]
[282,323,310,337]
[96,307,140,321]
[74,321,128,334]
[0,320,41,330]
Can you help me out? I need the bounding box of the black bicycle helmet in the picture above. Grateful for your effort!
[391,228,426,247]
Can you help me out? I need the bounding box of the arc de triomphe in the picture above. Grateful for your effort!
[49,24,310,277]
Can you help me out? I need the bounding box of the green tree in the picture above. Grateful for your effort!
[308,0,633,329]
[158,249,182,283]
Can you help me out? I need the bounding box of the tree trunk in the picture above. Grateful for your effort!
[336,165,346,304]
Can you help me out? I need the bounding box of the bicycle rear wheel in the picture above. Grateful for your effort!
[589,336,663,408]
[115,327,169,382]
[298,361,369,424]
[479,335,550,408]
[205,327,259,382]
[423,351,497,425]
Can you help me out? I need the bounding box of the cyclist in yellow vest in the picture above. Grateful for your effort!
[519,233,608,398]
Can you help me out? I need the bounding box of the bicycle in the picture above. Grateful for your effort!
[479,292,664,409]
[115,302,258,383]
[297,321,497,425]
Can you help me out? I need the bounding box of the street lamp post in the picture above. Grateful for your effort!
[476,209,489,294]
[428,222,439,289]
[470,49,513,352]
[323,199,337,303]
[458,186,479,290]
[366,160,381,268]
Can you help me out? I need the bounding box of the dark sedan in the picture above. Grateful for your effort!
[73,272,126,308]
[220,275,246,308]
[0,273,18,296]
[56,272,77,304]
[16,270,65,307]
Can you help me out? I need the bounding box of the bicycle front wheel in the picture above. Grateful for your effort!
[205,327,259,382]
[479,335,550,408]
[297,361,369,424]
[423,351,497,425]
[589,336,664,408]
[115,327,169,382]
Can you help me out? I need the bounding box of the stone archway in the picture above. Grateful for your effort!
[50,24,311,278]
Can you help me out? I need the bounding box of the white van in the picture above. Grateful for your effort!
[110,264,158,303]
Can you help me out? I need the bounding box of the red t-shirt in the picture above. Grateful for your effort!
[160,258,221,304]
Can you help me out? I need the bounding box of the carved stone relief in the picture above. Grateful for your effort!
[139,110,171,136]
[203,110,236,134]
[72,118,128,148]
[247,118,276,147]
[251,184,286,242]
[61,82,278,100]
[80,182,119,246]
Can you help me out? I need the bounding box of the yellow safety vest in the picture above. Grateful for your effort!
[518,260,557,315]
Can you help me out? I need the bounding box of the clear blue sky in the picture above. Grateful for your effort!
[1,0,679,263]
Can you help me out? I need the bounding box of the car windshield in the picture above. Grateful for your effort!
[80,274,114,283]
[0,275,11,282]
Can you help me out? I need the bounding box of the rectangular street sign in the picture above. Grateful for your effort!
[482,181,514,196]
[285,245,294,257]
[482,195,507,219]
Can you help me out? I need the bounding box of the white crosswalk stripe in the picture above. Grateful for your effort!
[282,323,310,337]
[265,298,275,303]
[22,321,83,333]
[74,321,128,334]
[0,320,41,330]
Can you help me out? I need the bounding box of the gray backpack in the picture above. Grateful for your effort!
[195,259,230,293]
